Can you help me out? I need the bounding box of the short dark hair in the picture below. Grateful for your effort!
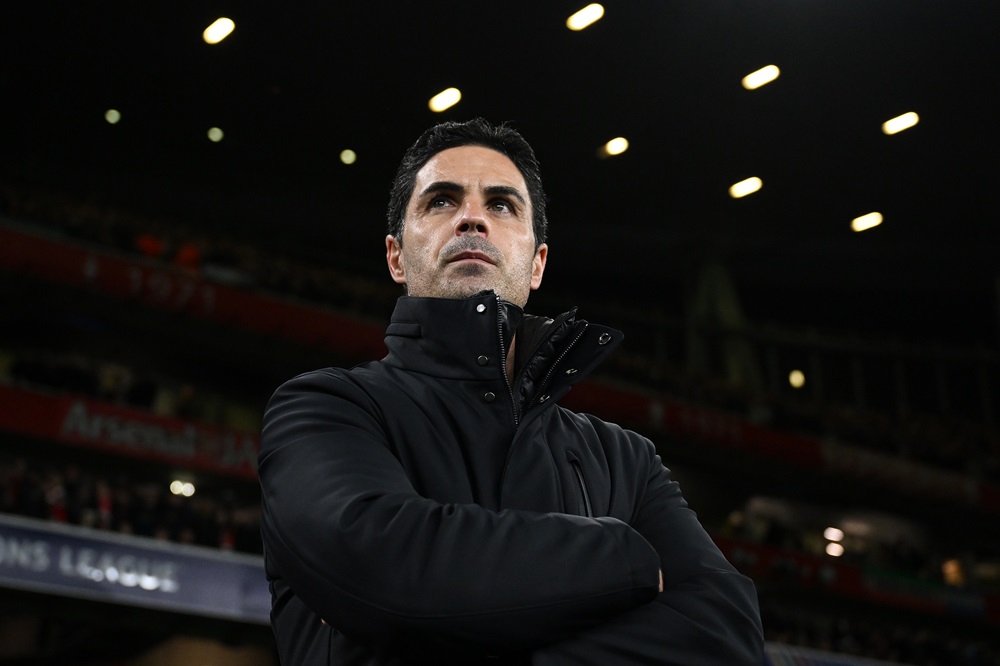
[386,118,547,248]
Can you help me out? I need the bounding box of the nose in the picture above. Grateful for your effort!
[455,200,490,237]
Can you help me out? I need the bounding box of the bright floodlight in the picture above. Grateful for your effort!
[207,127,224,142]
[567,4,605,31]
[851,212,883,233]
[882,111,919,135]
[788,369,805,389]
[340,149,357,165]
[742,65,781,90]
[602,137,629,156]
[824,527,845,542]
[826,542,845,557]
[105,109,121,124]
[169,480,184,495]
[181,482,195,497]
[203,17,235,44]
[429,88,462,112]
[729,176,762,198]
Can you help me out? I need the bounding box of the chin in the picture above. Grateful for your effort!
[447,281,495,300]
[444,280,515,302]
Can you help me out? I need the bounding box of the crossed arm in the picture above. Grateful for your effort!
[259,371,762,663]
[533,425,764,664]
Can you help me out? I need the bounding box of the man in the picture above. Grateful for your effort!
[258,119,764,664]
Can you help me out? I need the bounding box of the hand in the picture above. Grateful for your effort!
[658,569,663,593]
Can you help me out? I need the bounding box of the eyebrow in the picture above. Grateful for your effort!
[485,185,526,206]
[419,181,527,206]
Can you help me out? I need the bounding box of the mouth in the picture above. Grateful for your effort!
[449,251,495,265]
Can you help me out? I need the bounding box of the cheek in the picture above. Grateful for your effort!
[406,220,446,249]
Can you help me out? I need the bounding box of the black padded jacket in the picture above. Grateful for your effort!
[258,292,764,665]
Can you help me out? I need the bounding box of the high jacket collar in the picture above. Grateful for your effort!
[382,292,623,418]
[383,292,522,380]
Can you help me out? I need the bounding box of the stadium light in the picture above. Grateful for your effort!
[203,18,235,44]
[170,480,196,497]
[429,88,462,112]
[851,212,883,232]
[882,112,919,135]
[788,370,805,389]
[729,176,762,198]
[742,65,780,90]
[567,4,605,31]
[599,137,629,157]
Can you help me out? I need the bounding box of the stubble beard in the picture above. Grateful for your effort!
[437,261,519,302]
[402,236,535,306]
[405,255,533,306]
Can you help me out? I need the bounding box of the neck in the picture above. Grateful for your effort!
[506,336,517,379]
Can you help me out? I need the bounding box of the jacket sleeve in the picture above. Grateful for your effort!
[532,434,764,665]
[258,370,661,658]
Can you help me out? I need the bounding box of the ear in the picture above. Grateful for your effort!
[530,243,548,291]
[386,235,406,285]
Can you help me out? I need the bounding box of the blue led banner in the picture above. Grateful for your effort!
[0,513,269,624]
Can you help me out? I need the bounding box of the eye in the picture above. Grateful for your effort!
[429,196,453,208]
[489,199,514,214]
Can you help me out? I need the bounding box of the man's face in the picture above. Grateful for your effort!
[385,145,547,307]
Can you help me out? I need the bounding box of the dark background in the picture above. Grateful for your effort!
[2,0,997,346]
[2,2,999,664]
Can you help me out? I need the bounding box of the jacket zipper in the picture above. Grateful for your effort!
[527,323,588,410]
[569,459,593,518]
[496,295,519,426]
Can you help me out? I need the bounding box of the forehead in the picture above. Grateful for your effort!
[411,145,527,197]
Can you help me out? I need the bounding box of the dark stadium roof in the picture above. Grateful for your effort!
[3,1,997,346]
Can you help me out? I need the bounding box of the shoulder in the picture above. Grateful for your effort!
[260,364,390,455]
[268,362,385,404]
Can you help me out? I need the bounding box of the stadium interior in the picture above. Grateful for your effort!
[1,2,998,664]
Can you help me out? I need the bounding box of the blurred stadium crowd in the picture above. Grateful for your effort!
[3,180,996,482]
[0,453,262,555]
[2,178,999,665]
